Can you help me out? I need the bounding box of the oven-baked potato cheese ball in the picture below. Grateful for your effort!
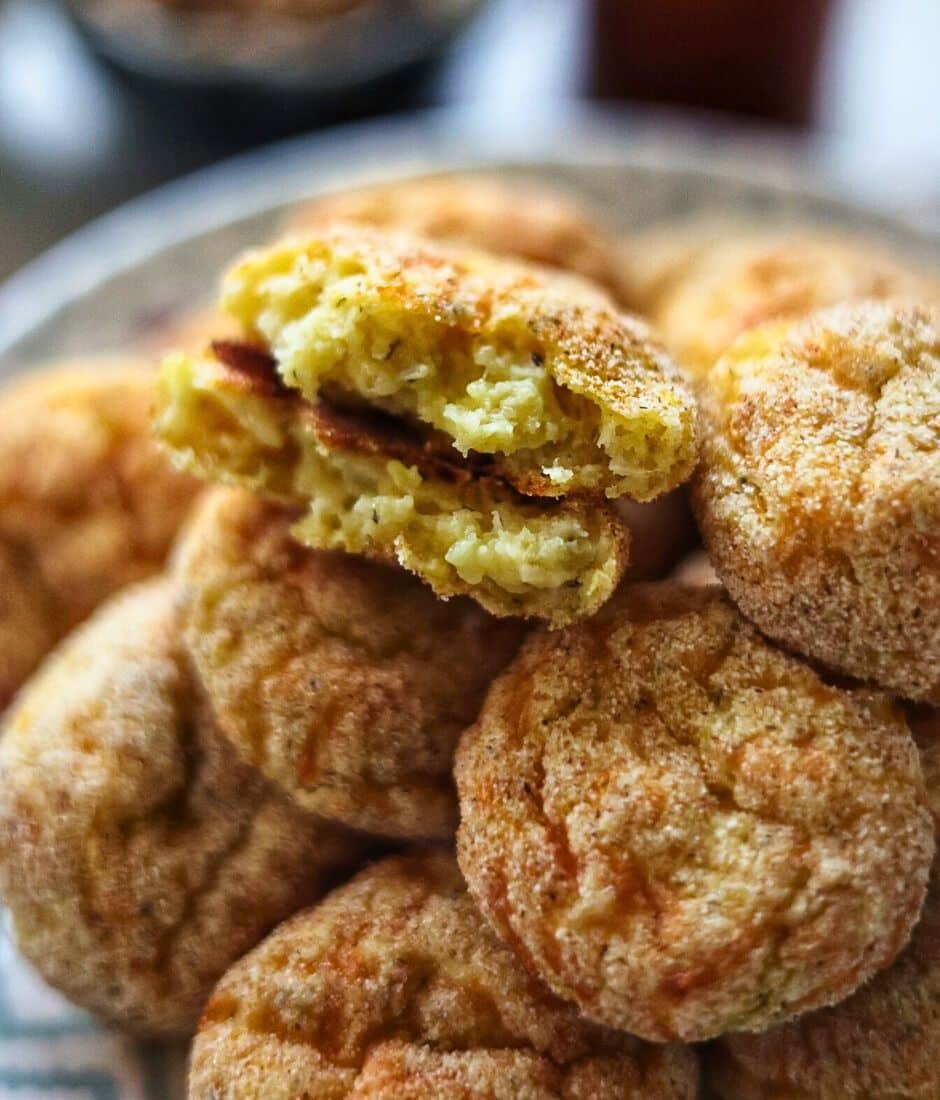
[636,229,939,377]
[0,359,202,707]
[173,488,527,838]
[0,579,363,1037]
[158,346,630,624]
[215,227,697,499]
[188,852,700,1099]
[455,582,934,1043]
[694,299,940,703]
[708,710,940,1100]
[287,174,629,302]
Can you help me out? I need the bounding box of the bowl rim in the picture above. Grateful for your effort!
[1,103,936,365]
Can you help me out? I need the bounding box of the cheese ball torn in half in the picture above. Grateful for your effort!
[173,488,527,839]
[0,579,364,1037]
[0,359,202,707]
[216,228,696,501]
[455,582,934,1043]
[638,228,939,378]
[287,174,628,302]
[189,851,700,1100]
[157,227,697,623]
[158,345,629,625]
[694,300,940,703]
[708,710,940,1100]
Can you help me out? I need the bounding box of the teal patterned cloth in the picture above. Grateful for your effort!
[0,918,186,1099]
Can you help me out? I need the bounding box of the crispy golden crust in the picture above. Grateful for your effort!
[173,488,527,838]
[0,579,363,1037]
[219,225,698,502]
[0,541,59,714]
[709,716,940,1100]
[350,1040,696,1099]
[693,300,940,703]
[641,230,939,377]
[189,852,700,1099]
[349,1043,565,1099]
[455,582,934,1042]
[0,361,202,707]
[287,175,627,301]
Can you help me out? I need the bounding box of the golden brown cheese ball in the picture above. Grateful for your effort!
[189,851,700,1099]
[617,218,738,316]
[0,578,363,1037]
[709,714,940,1100]
[455,582,934,1043]
[173,488,527,839]
[693,300,940,703]
[640,229,938,376]
[0,360,201,707]
[287,174,626,301]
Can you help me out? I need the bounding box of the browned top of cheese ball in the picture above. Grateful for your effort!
[287,174,627,302]
[173,488,527,838]
[635,228,939,376]
[693,300,940,703]
[0,578,363,1037]
[709,713,940,1100]
[0,360,202,707]
[455,582,934,1043]
[189,851,700,1100]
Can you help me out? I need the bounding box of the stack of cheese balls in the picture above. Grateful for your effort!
[0,175,937,1100]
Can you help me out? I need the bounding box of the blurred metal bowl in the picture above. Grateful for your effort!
[64,0,483,96]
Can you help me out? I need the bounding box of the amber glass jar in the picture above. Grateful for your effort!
[589,0,833,127]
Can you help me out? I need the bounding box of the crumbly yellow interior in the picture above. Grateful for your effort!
[219,235,694,500]
[157,354,626,623]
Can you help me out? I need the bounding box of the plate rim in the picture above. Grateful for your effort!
[1,103,937,365]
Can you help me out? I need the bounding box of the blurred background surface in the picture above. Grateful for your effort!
[1,0,938,284]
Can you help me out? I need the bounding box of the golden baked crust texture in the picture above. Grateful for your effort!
[693,300,940,703]
[0,361,202,706]
[288,174,627,301]
[0,579,362,1037]
[218,225,698,501]
[709,713,940,1100]
[189,851,700,1099]
[640,229,938,376]
[173,488,527,838]
[455,582,934,1043]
